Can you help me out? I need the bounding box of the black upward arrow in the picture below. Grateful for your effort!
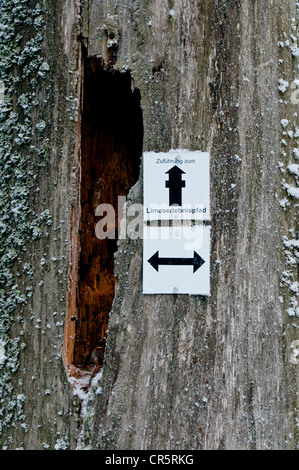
[148,251,205,273]
[165,166,186,206]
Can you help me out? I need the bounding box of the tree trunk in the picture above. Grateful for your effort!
[0,0,298,450]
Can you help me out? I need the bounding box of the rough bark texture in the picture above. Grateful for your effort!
[0,0,298,450]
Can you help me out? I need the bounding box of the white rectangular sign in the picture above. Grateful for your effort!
[143,150,210,221]
[143,225,210,295]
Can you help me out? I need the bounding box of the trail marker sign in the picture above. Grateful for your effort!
[143,225,210,295]
[143,149,211,296]
[143,150,210,221]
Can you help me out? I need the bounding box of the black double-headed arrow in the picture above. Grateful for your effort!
[148,251,205,273]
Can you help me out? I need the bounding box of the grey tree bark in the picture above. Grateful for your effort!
[0,0,298,450]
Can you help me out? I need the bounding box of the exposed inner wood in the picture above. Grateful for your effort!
[71,58,143,371]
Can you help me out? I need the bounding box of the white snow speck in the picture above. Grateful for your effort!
[0,80,4,104]
[293,148,299,160]
[281,119,289,128]
[36,121,46,132]
[278,79,289,93]
[280,198,289,208]
[284,184,299,199]
[291,341,299,364]
[291,45,299,57]
[287,308,296,317]
[54,439,68,450]
[287,163,299,176]
[290,282,299,293]
[0,340,5,365]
